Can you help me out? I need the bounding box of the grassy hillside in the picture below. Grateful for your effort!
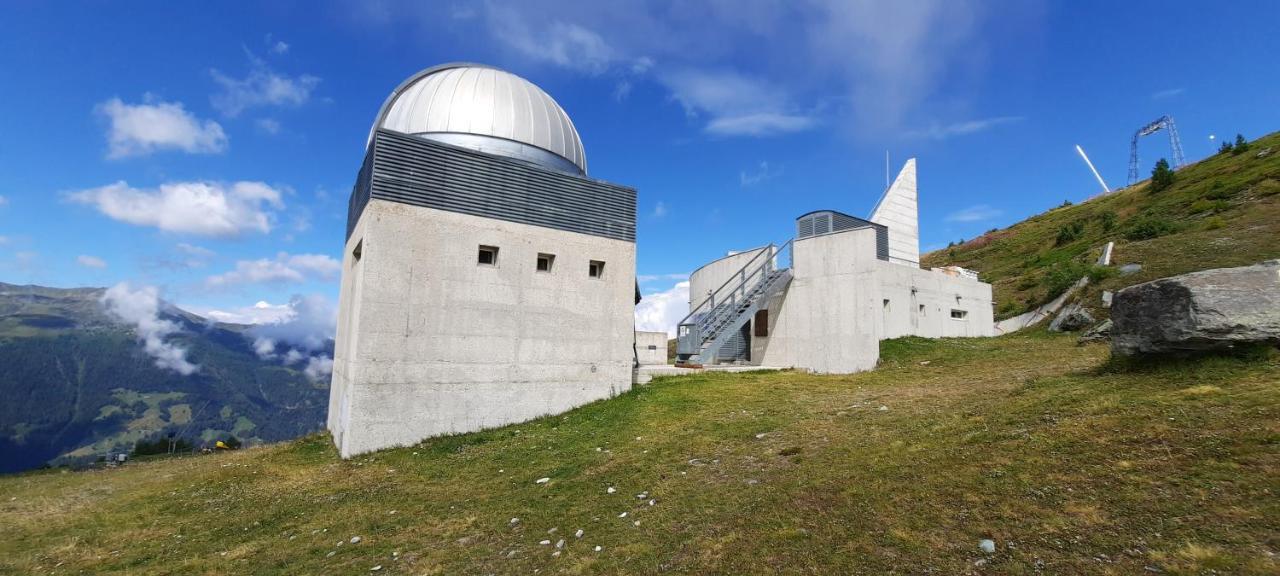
[922,131,1280,319]
[0,283,329,472]
[3,333,1276,574]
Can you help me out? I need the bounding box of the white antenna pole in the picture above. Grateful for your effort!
[1075,144,1111,194]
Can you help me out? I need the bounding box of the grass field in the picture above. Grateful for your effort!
[2,332,1277,574]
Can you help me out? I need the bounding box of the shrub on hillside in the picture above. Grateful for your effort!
[1125,217,1177,241]
[1055,220,1086,246]
[1204,216,1226,230]
[1232,133,1250,155]
[1189,199,1230,214]
[1045,260,1089,300]
[1219,140,1234,154]
[1087,265,1117,283]
[1150,158,1175,193]
[1099,211,1117,232]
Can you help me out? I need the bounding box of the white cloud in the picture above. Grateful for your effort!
[740,161,781,186]
[205,252,340,288]
[635,281,690,337]
[255,118,282,135]
[902,116,1024,141]
[652,201,667,218]
[485,6,619,75]
[0,237,8,246]
[271,40,289,54]
[188,300,292,325]
[660,69,816,137]
[68,180,285,237]
[242,294,336,382]
[1152,87,1185,99]
[637,273,688,284]
[303,355,334,381]
[944,204,1003,223]
[809,0,990,133]
[210,54,320,117]
[77,255,107,269]
[0,195,8,206]
[96,97,227,158]
[101,283,198,375]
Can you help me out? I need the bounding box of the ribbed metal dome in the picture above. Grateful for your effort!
[370,63,587,174]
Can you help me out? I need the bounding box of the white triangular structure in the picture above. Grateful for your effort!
[869,158,919,268]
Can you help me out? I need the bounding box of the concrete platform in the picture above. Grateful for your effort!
[633,364,787,385]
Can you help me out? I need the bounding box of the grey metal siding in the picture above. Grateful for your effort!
[796,210,889,261]
[346,129,636,242]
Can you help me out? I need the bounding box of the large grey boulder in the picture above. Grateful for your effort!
[1111,260,1280,355]
[1049,303,1094,332]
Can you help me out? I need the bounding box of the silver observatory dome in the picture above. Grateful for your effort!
[369,63,587,175]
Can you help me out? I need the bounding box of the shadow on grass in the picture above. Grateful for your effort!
[1094,344,1278,376]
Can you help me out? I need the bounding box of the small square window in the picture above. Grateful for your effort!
[536,253,555,272]
[918,304,926,316]
[478,245,498,266]
[647,345,658,350]
[950,309,968,319]
[588,260,605,278]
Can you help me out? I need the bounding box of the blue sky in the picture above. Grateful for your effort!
[1,1,1277,335]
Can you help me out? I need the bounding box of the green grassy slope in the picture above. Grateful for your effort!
[3,334,1276,574]
[922,132,1280,319]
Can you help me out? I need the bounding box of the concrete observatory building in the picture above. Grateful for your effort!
[676,160,994,373]
[328,64,637,458]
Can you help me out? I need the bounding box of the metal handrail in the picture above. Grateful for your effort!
[677,239,793,330]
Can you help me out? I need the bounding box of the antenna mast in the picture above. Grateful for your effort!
[1127,115,1187,186]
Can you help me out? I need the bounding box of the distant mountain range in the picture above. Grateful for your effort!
[0,282,330,473]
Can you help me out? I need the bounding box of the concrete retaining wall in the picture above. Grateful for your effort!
[635,331,668,365]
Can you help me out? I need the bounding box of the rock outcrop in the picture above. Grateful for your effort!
[1049,303,1095,332]
[1111,260,1280,355]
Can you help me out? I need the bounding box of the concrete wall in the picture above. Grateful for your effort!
[875,262,995,339]
[329,199,635,458]
[688,246,771,312]
[634,331,668,365]
[754,228,882,374]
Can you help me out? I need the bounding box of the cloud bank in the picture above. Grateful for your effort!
[97,97,227,158]
[635,281,690,337]
[68,180,285,237]
[101,283,198,375]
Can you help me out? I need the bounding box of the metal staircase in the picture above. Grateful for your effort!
[676,241,793,365]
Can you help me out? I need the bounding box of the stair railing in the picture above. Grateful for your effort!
[677,239,793,358]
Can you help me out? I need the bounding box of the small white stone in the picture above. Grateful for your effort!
[536,477,550,484]
[350,536,362,544]
[326,551,336,558]
[555,539,565,549]
[370,566,382,572]
[547,527,557,534]
[510,517,520,525]
[636,493,647,499]
[878,405,889,411]
[596,447,602,452]
[388,510,396,515]
[539,539,551,546]
[633,520,640,526]
[574,529,584,538]
[648,499,655,506]
[552,550,561,557]
[594,545,603,552]
[979,539,996,553]
[618,512,627,518]
[607,487,617,494]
